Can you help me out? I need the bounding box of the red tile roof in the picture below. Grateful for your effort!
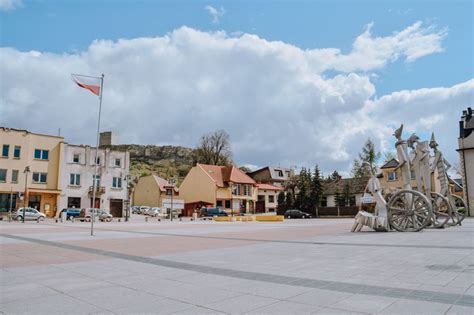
[198,164,256,187]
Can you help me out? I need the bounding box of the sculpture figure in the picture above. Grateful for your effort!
[393,124,412,190]
[430,133,451,196]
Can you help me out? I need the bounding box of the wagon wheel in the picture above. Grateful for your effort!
[430,192,450,228]
[387,190,432,232]
[451,195,466,225]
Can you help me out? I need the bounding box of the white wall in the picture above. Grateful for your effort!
[59,144,129,212]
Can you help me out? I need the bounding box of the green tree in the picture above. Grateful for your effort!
[310,165,324,213]
[277,191,286,213]
[329,170,341,181]
[342,183,351,207]
[285,192,294,210]
[334,189,345,207]
[352,138,381,177]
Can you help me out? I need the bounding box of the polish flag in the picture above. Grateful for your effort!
[71,74,102,96]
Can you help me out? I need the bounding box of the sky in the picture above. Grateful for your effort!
[1,0,473,175]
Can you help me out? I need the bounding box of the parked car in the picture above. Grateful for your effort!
[139,206,151,215]
[60,208,81,220]
[284,209,312,219]
[131,206,141,214]
[148,207,163,217]
[200,207,228,218]
[13,208,46,221]
[79,208,113,222]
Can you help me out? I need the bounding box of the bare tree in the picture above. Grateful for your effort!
[194,130,232,165]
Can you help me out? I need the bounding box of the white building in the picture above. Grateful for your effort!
[458,107,474,216]
[58,143,130,217]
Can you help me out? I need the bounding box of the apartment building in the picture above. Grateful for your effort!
[0,127,63,217]
[58,142,130,217]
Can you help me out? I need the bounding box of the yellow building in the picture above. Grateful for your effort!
[179,163,257,215]
[379,158,458,197]
[132,174,179,207]
[0,127,63,217]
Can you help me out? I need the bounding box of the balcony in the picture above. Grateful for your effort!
[88,186,106,195]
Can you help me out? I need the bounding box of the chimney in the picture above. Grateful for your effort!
[99,131,116,147]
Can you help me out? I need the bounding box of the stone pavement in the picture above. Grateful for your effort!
[0,216,473,314]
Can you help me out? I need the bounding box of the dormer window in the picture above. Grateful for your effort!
[276,170,283,177]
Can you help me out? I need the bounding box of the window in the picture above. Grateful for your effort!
[32,172,47,183]
[411,170,416,180]
[93,175,101,187]
[321,196,327,207]
[95,156,101,165]
[70,173,80,186]
[73,154,80,163]
[112,177,122,188]
[244,184,252,196]
[387,171,397,181]
[216,200,223,207]
[0,169,6,182]
[225,200,231,208]
[268,195,275,203]
[13,146,21,158]
[34,149,49,160]
[2,145,9,157]
[115,158,121,167]
[11,170,18,183]
[276,169,283,177]
[233,184,241,195]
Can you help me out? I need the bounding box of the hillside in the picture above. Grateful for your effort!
[104,144,195,186]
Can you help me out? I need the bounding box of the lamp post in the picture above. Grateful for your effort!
[22,166,30,223]
[165,180,175,221]
[124,174,131,222]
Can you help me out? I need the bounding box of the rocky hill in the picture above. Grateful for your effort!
[103,144,195,185]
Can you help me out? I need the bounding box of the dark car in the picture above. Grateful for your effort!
[284,209,312,219]
[200,207,228,218]
[61,208,81,220]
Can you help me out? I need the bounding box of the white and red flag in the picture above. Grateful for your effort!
[71,74,102,96]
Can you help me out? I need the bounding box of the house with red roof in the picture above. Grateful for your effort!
[132,174,180,208]
[179,163,257,215]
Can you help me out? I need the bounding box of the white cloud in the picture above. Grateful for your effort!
[0,0,22,11]
[308,21,447,72]
[205,5,225,24]
[0,25,471,176]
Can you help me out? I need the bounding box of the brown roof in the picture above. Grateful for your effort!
[198,164,256,187]
[152,175,178,192]
[380,158,399,169]
[323,177,370,195]
[256,183,283,191]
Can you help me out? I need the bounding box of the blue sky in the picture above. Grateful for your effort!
[2,0,472,95]
[1,0,473,174]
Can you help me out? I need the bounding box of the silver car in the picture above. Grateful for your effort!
[14,208,46,221]
[148,207,162,217]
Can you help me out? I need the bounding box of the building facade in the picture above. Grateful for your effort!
[58,143,130,217]
[179,163,257,214]
[0,127,63,217]
[247,166,294,188]
[255,183,283,213]
[132,174,179,208]
[458,107,474,216]
[322,177,369,207]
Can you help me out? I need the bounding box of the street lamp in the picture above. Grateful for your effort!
[124,174,131,222]
[22,166,30,223]
[165,180,175,221]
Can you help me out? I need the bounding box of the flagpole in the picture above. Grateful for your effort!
[91,74,104,236]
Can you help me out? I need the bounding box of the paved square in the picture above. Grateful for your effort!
[1,216,473,314]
